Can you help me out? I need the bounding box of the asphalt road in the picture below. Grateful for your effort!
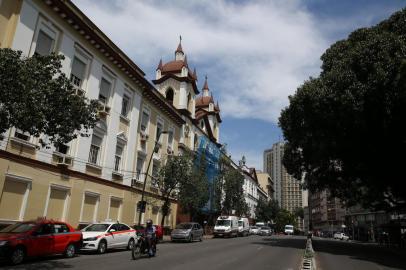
[313,237,406,270]
[2,235,306,270]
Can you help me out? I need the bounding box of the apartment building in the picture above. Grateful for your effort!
[256,170,275,201]
[263,142,302,212]
[0,0,224,229]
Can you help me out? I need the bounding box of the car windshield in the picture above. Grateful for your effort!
[176,223,193,229]
[0,222,36,233]
[261,226,270,230]
[216,220,231,226]
[134,225,145,230]
[285,225,293,229]
[238,221,243,226]
[82,224,110,232]
[251,226,258,229]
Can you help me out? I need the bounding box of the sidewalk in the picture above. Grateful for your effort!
[161,234,214,243]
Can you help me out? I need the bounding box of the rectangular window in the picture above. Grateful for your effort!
[81,193,99,223]
[135,157,144,181]
[14,129,29,141]
[156,121,163,142]
[121,95,130,117]
[55,144,69,155]
[34,29,54,55]
[114,145,123,172]
[167,129,174,148]
[88,135,102,165]
[140,111,149,132]
[0,179,29,220]
[46,188,68,221]
[99,78,111,104]
[152,162,159,187]
[70,57,86,88]
[108,198,122,220]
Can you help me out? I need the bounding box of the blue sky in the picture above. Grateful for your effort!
[73,0,405,170]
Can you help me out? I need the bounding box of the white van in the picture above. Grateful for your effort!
[238,217,250,236]
[214,216,239,237]
[284,224,294,235]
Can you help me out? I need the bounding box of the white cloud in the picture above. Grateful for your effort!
[72,0,328,123]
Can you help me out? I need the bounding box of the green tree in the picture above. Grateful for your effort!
[274,209,297,233]
[0,49,98,146]
[178,152,210,221]
[294,207,304,219]
[221,166,248,216]
[255,199,280,222]
[156,153,193,226]
[279,9,406,210]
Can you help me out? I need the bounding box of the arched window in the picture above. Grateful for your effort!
[194,134,199,150]
[165,88,174,104]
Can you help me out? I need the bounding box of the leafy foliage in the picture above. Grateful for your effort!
[255,199,280,223]
[274,209,297,232]
[214,156,249,216]
[0,49,98,146]
[279,9,406,210]
[178,153,210,221]
[156,153,192,226]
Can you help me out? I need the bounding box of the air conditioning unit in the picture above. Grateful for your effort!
[56,155,73,167]
[140,130,149,141]
[97,101,111,116]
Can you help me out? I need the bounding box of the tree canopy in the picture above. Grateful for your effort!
[0,49,98,146]
[279,9,406,210]
[255,199,280,223]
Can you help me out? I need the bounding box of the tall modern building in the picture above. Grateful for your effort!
[263,142,302,213]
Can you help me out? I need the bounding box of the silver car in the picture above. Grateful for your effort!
[171,222,203,242]
[259,226,272,236]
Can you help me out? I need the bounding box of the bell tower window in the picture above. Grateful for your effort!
[165,88,174,105]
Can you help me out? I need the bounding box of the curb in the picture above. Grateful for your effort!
[301,238,316,270]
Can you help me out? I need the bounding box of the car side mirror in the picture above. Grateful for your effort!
[109,229,116,233]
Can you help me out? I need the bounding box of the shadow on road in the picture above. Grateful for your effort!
[1,256,74,270]
[251,236,306,250]
[313,239,406,269]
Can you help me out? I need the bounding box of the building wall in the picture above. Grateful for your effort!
[0,0,183,228]
[0,0,22,48]
[256,172,273,201]
[0,153,177,228]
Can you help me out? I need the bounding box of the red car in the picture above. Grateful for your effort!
[0,219,82,265]
[133,224,163,242]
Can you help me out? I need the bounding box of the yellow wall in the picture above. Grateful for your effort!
[0,0,22,48]
[0,155,178,228]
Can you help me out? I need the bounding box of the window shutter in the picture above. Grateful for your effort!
[35,30,54,55]
[71,57,86,80]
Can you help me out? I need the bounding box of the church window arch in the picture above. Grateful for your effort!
[165,88,174,104]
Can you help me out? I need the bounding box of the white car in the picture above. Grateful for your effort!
[81,222,137,254]
[334,232,350,241]
[249,226,260,235]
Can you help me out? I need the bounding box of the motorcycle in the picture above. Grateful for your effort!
[132,232,157,260]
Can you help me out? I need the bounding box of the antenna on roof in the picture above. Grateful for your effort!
[179,35,182,43]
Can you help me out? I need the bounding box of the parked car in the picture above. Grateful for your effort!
[259,226,272,236]
[81,221,136,254]
[238,218,250,236]
[249,226,260,235]
[132,224,163,242]
[171,222,203,242]
[284,224,294,235]
[333,232,350,241]
[213,216,239,238]
[0,219,82,265]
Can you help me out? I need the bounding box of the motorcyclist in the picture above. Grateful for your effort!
[145,219,156,256]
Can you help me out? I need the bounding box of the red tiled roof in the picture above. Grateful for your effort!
[195,96,214,107]
[161,60,185,73]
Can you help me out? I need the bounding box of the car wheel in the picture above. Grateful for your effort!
[64,243,76,258]
[188,234,192,243]
[97,240,107,254]
[127,238,135,250]
[199,235,203,242]
[10,247,25,265]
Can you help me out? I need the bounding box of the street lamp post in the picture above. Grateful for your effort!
[137,130,168,226]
